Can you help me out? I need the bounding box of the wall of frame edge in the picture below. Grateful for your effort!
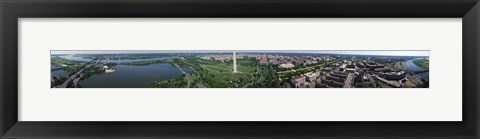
[462,2,480,137]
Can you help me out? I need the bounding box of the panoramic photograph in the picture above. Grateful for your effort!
[51,50,429,88]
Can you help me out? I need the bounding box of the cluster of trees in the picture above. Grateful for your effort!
[103,54,170,60]
[51,57,88,76]
[122,60,168,66]
[63,65,86,76]
[277,67,319,82]
[66,80,74,88]
[51,57,76,66]
[147,75,187,88]
[198,72,252,88]
[236,58,257,66]
[374,58,405,64]
[248,80,278,88]
[272,61,325,72]
[51,76,67,87]
[80,66,104,80]
[413,59,429,69]
[249,66,280,88]
[421,78,429,88]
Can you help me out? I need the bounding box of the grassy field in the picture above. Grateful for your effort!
[51,57,74,66]
[143,57,270,88]
[237,65,256,73]
[247,65,279,88]
[200,58,259,87]
[51,57,88,76]
[203,63,231,73]
[148,75,188,88]
[413,58,429,69]
[189,58,260,88]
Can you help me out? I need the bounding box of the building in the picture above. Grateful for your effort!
[374,68,392,72]
[103,65,116,73]
[379,71,406,81]
[322,67,332,72]
[320,76,344,88]
[345,68,356,73]
[339,64,347,71]
[102,65,109,70]
[279,63,295,68]
[290,76,306,88]
[259,59,268,65]
[305,71,320,82]
[306,82,316,88]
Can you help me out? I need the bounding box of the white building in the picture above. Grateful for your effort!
[279,63,295,68]
[232,51,238,73]
[103,65,115,73]
[305,72,320,82]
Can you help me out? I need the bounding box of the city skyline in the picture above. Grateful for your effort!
[51,50,429,57]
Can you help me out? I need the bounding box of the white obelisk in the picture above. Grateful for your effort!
[233,51,238,73]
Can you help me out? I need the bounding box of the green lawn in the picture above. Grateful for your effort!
[203,65,231,73]
[196,58,260,87]
[51,57,74,66]
[413,59,429,69]
[146,57,263,88]
[237,65,256,73]
[277,65,323,81]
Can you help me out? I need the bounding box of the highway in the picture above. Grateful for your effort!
[178,60,208,88]
[175,64,192,88]
[266,57,281,87]
[56,59,100,88]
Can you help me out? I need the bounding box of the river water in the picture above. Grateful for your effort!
[78,63,192,88]
[405,59,429,80]
[51,65,69,78]
[53,55,193,88]
[57,55,174,63]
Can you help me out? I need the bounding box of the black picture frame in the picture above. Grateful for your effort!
[1,0,479,138]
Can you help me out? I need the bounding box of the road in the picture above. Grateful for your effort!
[266,57,281,87]
[242,76,264,88]
[242,64,264,88]
[197,83,206,88]
[343,73,354,88]
[179,60,208,88]
[56,59,100,88]
[175,64,192,88]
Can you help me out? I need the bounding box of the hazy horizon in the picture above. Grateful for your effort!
[51,50,429,57]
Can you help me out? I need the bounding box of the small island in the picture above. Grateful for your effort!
[413,58,429,69]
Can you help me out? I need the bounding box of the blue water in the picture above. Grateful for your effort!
[58,55,176,63]
[51,65,69,78]
[58,55,93,62]
[78,63,192,88]
[405,59,429,79]
[51,69,69,78]
[107,57,172,63]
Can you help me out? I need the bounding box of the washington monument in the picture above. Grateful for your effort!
[232,51,238,73]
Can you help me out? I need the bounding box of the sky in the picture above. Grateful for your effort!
[51,50,429,56]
